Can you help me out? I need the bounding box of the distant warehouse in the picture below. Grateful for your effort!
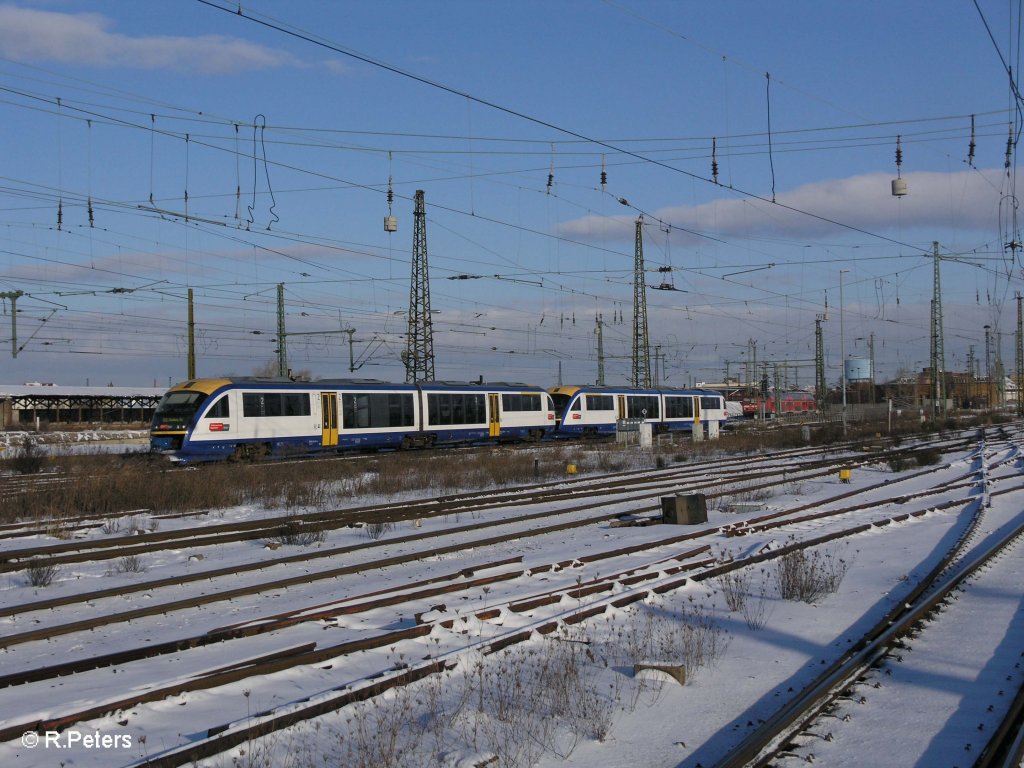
[0,383,166,430]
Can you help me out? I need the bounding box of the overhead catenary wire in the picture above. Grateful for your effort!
[193,0,936,256]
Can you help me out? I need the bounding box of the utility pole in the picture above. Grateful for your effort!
[1017,294,1023,415]
[815,315,826,413]
[187,288,196,379]
[985,324,993,381]
[405,189,435,382]
[840,269,849,436]
[1,290,24,359]
[996,339,1005,408]
[868,332,876,404]
[346,328,356,373]
[276,283,287,378]
[773,363,782,417]
[595,314,605,386]
[631,216,651,388]
[929,242,945,420]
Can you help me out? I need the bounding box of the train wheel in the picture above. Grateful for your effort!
[230,444,253,462]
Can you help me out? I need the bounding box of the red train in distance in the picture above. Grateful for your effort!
[740,390,816,417]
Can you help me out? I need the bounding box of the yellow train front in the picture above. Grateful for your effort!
[150,377,556,462]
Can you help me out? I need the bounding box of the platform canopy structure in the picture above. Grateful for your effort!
[0,384,166,430]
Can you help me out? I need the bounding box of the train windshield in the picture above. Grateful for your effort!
[549,392,572,412]
[151,390,208,430]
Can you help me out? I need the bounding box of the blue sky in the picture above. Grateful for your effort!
[0,1,1021,389]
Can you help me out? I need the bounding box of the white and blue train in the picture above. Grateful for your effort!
[548,385,727,436]
[150,378,728,462]
[150,377,557,462]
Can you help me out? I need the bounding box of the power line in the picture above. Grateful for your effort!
[195,0,933,255]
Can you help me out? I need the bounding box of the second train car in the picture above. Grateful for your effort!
[548,385,727,436]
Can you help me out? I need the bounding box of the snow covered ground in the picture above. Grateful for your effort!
[0,429,148,455]
[0,433,1021,768]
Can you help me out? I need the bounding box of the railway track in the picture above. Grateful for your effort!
[0,427,1018,768]
[709,480,1024,767]
[0,432,971,573]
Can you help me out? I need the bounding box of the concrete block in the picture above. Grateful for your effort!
[661,493,708,524]
[633,661,686,685]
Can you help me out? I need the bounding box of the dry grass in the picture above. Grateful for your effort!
[775,541,852,603]
[0,411,952,527]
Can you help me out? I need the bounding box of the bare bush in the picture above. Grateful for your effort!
[714,565,774,630]
[775,543,851,603]
[914,448,942,466]
[25,560,59,587]
[605,600,729,683]
[113,554,147,574]
[7,442,47,475]
[714,568,752,613]
[273,520,327,546]
[363,520,394,541]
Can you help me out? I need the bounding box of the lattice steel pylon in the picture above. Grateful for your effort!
[405,189,435,382]
[814,315,826,412]
[276,283,287,378]
[631,216,651,388]
[930,241,945,419]
[1017,293,1023,416]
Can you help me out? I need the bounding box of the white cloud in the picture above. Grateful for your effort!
[558,168,1008,244]
[0,5,300,74]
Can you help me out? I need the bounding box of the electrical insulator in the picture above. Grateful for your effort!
[1006,124,1014,169]
[600,154,607,191]
[968,114,976,166]
[711,137,719,184]
[547,145,555,194]
[57,199,63,231]
[88,196,94,228]
[384,172,397,232]
[891,136,907,196]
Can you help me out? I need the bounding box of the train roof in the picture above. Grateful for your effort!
[419,381,544,391]
[549,384,720,397]
[165,378,546,394]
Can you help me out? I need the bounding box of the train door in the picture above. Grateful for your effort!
[616,395,626,420]
[487,393,501,437]
[693,396,701,425]
[320,392,338,447]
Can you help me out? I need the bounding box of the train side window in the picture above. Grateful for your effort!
[699,396,720,412]
[263,394,283,417]
[432,397,452,428]
[205,395,229,419]
[284,394,311,416]
[242,393,263,417]
[468,394,485,422]
[502,393,541,412]
[627,395,659,418]
[665,396,693,418]
[586,394,613,411]
[570,399,581,412]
